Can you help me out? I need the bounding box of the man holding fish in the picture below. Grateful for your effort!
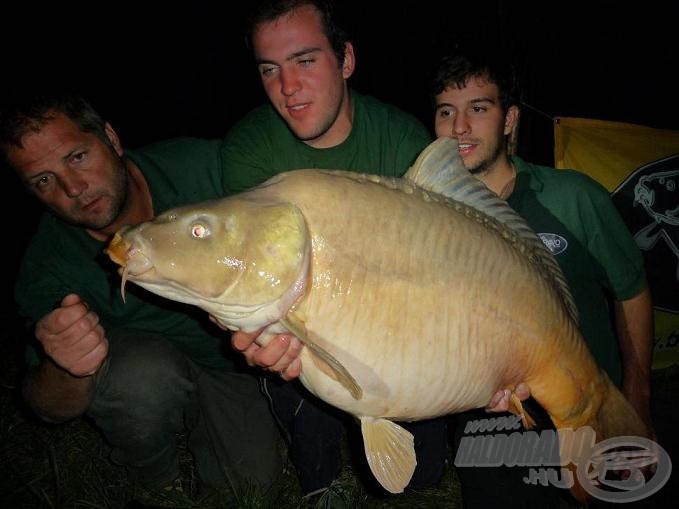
[0,0,451,501]
[0,92,285,500]
[432,45,655,507]
[240,40,656,506]
[223,0,451,496]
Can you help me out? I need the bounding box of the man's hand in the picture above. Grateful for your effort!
[35,294,108,377]
[486,383,531,412]
[230,329,303,381]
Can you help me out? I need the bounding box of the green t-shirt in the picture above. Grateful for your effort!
[221,90,432,194]
[508,156,646,386]
[16,138,234,369]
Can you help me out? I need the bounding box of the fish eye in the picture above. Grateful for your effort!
[191,223,209,238]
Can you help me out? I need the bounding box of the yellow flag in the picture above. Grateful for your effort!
[554,117,679,369]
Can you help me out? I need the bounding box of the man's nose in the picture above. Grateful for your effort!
[453,113,470,135]
[60,172,87,198]
[280,68,301,96]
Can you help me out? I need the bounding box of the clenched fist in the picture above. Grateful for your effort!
[35,294,109,377]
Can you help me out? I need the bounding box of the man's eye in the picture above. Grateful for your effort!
[260,66,277,77]
[298,58,314,66]
[472,106,487,113]
[70,152,86,163]
[32,175,52,191]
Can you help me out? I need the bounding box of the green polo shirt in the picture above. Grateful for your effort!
[221,90,432,194]
[16,138,234,369]
[507,156,646,385]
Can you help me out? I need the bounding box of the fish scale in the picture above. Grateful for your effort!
[107,137,649,502]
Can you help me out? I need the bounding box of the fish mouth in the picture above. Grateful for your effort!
[106,230,154,275]
[106,231,154,302]
[105,229,230,307]
[105,230,130,267]
[106,230,223,307]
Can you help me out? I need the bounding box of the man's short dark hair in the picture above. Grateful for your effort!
[0,92,109,154]
[245,0,350,66]
[431,46,520,113]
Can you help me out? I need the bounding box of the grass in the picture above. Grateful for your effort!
[0,394,463,508]
[0,310,464,508]
[1,310,677,508]
[0,399,464,508]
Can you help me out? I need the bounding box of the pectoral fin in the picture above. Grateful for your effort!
[281,314,363,400]
[360,416,416,494]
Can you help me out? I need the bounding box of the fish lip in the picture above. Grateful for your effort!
[106,230,133,267]
[121,245,154,277]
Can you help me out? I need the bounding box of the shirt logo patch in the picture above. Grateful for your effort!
[538,233,568,255]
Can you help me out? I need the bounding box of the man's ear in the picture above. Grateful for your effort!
[504,105,520,136]
[104,123,124,156]
[342,42,355,79]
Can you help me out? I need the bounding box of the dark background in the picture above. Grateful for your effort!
[2,0,678,296]
[4,1,677,148]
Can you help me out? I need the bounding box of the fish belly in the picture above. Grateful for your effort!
[264,172,581,421]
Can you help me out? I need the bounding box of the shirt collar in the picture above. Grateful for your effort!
[510,155,545,194]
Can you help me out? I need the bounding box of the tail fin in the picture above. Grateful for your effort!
[589,379,649,440]
[551,377,649,503]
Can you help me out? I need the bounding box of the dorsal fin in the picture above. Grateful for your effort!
[405,138,579,325]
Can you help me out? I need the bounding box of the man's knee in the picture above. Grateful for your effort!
[90,331,195,421]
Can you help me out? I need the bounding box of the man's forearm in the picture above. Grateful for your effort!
[614,286,654,423]
[22,358,97,422]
